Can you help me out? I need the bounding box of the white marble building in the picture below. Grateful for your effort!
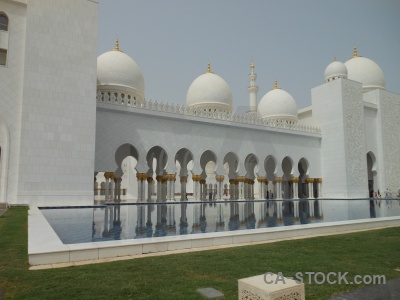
[0,0,399,206]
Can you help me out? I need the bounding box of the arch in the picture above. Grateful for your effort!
[264,155,277,199]
[282,156,294,199]
[244,153,259,180]
[113,143,139,200]
[146,145,168,175]
[115,143,139,168]
[366,151,378,197]
[200,150,217,172]
[223,152,239,179]
[298,157,309,198]
[0,12,8,31]
[175,148,194,172]
[264,155,277,180]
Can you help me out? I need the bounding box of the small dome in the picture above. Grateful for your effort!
[258,81,298,121]
[186,63,233,113]
[344,48,385,92]
[97,40,145,98]
[324,60,347,82]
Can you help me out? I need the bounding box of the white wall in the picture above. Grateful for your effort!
[14,0,98,205]
[312,78,368,198]
[0,0,27,203]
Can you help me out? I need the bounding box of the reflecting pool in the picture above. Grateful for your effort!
[40,199,400,244]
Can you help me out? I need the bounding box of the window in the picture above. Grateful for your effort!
[0,49,7,66]
[0,13,8,31]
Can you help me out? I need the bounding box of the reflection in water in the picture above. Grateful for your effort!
[41,199,400,244]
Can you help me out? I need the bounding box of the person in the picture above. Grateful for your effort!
[270,190,274,199]
[377,189,381,198]
[266,190,269,199]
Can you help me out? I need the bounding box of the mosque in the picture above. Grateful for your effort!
[0,0,399,206]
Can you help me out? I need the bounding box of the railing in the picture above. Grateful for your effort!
[97,91,321,134]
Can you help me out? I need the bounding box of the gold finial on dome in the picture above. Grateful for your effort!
[333,56,337,62]
[273,80,280,89]
[250,58,255,70]
[114,37,120,51]
[207,61,211,73]
[353,47,358,58]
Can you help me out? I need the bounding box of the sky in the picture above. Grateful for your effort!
[97,0,400,110]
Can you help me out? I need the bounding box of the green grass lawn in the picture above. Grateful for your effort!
[0,207,399,299]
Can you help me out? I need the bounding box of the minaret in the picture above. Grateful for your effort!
[248,58,259,113]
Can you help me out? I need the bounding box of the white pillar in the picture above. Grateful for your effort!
[276,177,283,200]
[192,175,200,201]
[238,176,245,200]
[166,174,176,201]
[136,173,147,202]
[147,177,153,202]
[307,178,315,199]
[156,176,163,202]
[293,178,299,199]
[216,175,224,201]
[180,176,187,201]
[258,177,265,200]
[104,176,110,202]
[229,179,236,200]
[317,178,322,198]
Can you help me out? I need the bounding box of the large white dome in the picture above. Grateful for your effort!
[324,60,347,82]
[344,48,385,92]
[97,41,145,98]
[258,82,298,121]
[186,64,233,113]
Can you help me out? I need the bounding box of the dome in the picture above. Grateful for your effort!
[324,60,347,82]
[97,40,145,98]
[186,63,233,113]
[258,81,298,121]
[344,48,385,92]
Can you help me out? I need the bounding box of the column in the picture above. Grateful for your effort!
[166,174,176,201]
[162,177,167,201]
[238,176,245,200]
[317,178,322,198]
[180,176,188,201]
[115,178,122,202]
[257,177,266,200]
[147,177,153,202]
[156,176,163,202]
[275,177,283,199]
[200,179,206,201]
[292,177,299,199]
[243,179,248,200]
[229,179,236,200]
[307,178,315,199]
[216,175,224,201]
[192,175,201,201]
[136,173,147,202]
[235,179,239,199]
[104,173,109,202]
[250,179,255,200]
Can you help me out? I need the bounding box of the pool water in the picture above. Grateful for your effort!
[40,199,400,244]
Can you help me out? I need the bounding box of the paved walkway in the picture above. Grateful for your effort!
[0,209,6,217]
[326,277,400,300]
